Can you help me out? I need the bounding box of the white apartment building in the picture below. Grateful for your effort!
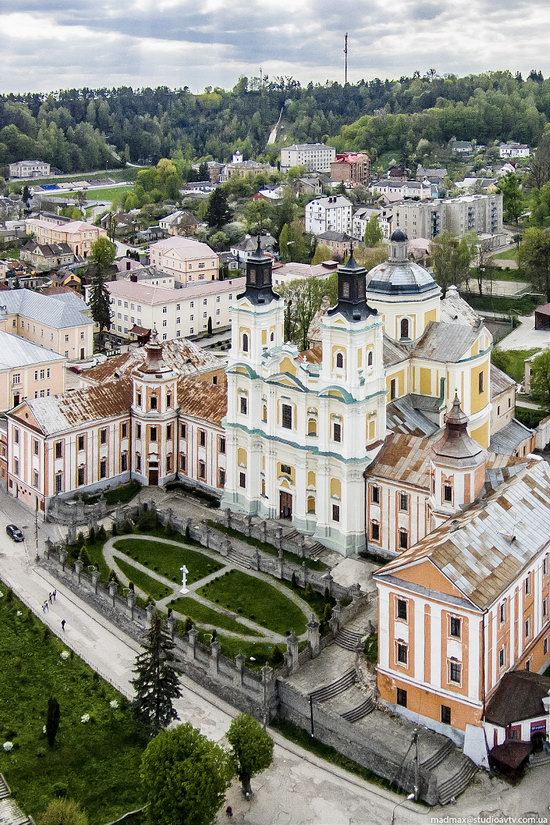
[352,207,393,241]
[370,179,432,201]
[280,144,336,173]
[499,143,530,159]
[9,160,50,179]
[106,276,246,340]
[389,193,503,242]
[149,237,219,285]
[305,195,352,236]
[271,260,338,288]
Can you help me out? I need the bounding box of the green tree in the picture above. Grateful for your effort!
[311,243,333,264]
[90,236,116,271]
[530,349,550,409]
[140,724,233,825]
[39,798,88,825]
[279,275,338,350]
[497,173,524,224]
[363,214,383,247]
[519,227,550,299]
[46,697,60,748]
[243,199,273,234]
[227,713,274,797]
[205,188,232,229]
[430,232,475,296]
[89,269,112,334]
[278,220,309,262]
[208,230,230,251]
[132,613,182,732]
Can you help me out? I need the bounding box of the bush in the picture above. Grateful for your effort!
[270,647,284,666]
[88,527,96,545]
[291,572,297,588]
[96,525,107,542]
[36,748,46,758]
[111,523,118,537]
[364,633,378,664]
[52,781,68,798]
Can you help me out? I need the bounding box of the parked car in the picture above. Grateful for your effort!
[6,524,24,542]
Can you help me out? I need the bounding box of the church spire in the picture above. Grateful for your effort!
[237,235,278,305]
[327,249,377,321]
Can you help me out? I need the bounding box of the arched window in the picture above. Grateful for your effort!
[261,403,268,423]
[367,350,373,367]
[335,352,344,369]
[400,318,410,340]
[270,331,275,342]
[242,333,249,353]
[307,495,316,515]
[307,417,317,436]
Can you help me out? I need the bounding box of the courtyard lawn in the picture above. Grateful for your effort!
[492,347,540,382]
[198,569,308,636]
[169,596,261,636]
[114,557,172,601]
[113,538,223,585]
[48,185,133,204]
[491,247,519,261]
[464,292,541,316]
[0,588,147,823]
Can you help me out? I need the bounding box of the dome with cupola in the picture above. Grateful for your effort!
[366,229,439,296]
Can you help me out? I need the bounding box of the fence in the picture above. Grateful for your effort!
[276,680,439,805]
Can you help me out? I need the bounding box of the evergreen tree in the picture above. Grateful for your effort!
[205,188,232,229]
[132,613,182,732]
[89,269,112,333]
[46,697,60,748]
[497,173,524,224]
[363,214,383,247]
[227,713,274,797]
[519,227,550,300]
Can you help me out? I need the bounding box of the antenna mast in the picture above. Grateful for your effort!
[344,33,348,85]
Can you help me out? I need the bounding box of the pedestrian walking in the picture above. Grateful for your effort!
[225,806,233,818]
[61,619,66,631]
[48,592,53,604]
[43,600,49,612]
[52,589,57,601]
[42,601,46,613]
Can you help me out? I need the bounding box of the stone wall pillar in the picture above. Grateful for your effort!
[74,558,83,584]
[166,614,175,639]
[59,548,68,572]
[91,569,100,594]
[301,561,307,588]
[44,538,53,559]
[277,548,284,580]
[145,602,155,626]
[329,602,341,635]
[254,548,261,572]
[307,614,320,657]
[286,632,300,674]
[127,590,136,620]
[210,639,220,674]
[187,626,197,659]
[67,523,77,545]
[225,508,232,530]
[245,514,252,537]
[323,572,334,597]
[275,526,283,551]
[234,653,245,685]
[108,580,117,607]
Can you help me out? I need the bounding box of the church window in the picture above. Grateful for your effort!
[199,430,206,447]
[396,642,408,665]
[307,417,317,436]
[280,464,292,476]
[282,404,293,429]
[307,496,316,514]
[370,521,380,541]
[371,485,380,504]
[443,483,453,503]
[333,421,342,443]
[396,598,408,620]
[390,378,397,401]
[335,352,344,369]
[262,403,268,423]
[400,318,410,340]
[150,426,157,442]
[242,333,249,353]
[150,395,157,410]
[167,393,172,408]
[449,616,461,638]
[398,529,408,550]
[399,493,408,512]
[478,369,485,394]
[198,460,206,479]
[449,660,462,684]
[367,350,373,367]
[239,472,246,489]
[332,504,340,522]
[137,391,142,407]
[136,453,141,471]
[240,396,248,415]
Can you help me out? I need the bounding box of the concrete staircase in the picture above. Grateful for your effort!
[335,627,364,651]
[421,738,454,771]
[0,775,32,825]
[227,546,252,569]
[309,667,357,702]
[341,693,376,722]
[0,776,8,801]
[436,753,478,806]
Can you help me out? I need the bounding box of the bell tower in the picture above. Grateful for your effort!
[429,393,487,528]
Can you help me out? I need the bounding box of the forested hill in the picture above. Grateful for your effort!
[1,70,549,173]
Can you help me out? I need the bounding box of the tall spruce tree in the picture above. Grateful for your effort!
[132,613,182,732]
[205,188,232,229]
[46,697,60,748]
[89,269,112,333]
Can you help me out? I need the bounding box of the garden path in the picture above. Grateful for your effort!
[103,535,312,643]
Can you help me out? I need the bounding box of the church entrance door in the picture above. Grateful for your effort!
[279,491,293,519]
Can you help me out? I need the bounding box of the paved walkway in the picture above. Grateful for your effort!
[498,315,550,351]
[104,534,313,643]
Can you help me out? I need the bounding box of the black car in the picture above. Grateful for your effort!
[6,524,24,542]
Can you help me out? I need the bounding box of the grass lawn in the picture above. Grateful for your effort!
[492,347,540,382]
[48,185,133,203]
[0,247,20,259]
[198,569,308,636]
[207,521,328,571]
[82,480,141,506]
[113,538,223,585]
[483,265,528,282]
[214,635,287,667]
[0,588,147,823]
[491,247,519,261]
[464,292,541,316]
[114,556,172,601]
[169,596,260,636]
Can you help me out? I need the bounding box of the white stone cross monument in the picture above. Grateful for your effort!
[180,564,189,594]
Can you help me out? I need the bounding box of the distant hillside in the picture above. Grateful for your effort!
[0,70,548,174]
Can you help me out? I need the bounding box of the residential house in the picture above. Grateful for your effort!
[221,151,274,181]
[271,260,338,288]
[352,206,392,241]
[25,218,107,258]
[9,160,50,179]
[305,195,353,236]
[280,144,336,174]
[499,143,530,159]
[416,167,448,186]
[159,210,201,236]
[230,234,276,267]
[20,240,75,272]
[370,179,432,202]
[0,330,66,411]
[149,237,219,285]
[330,153,371,188]
[316,231,353,259]
[0,288,93,360]
[449,138,476,156]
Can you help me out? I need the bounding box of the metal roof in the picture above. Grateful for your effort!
[377,459,550,609]
[489,418,533,454]
[1,288,92,329]
[386,395,440,436]
[412,321,480,363]
[0,331,65,369]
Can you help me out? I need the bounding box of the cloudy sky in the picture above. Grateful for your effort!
[2,0,550,93]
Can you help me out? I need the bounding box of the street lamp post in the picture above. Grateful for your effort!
[390,792,415,825]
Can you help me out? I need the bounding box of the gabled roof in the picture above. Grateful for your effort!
[149,237,216,260]
[376,459,550,609]
[386,395,440,436]
[0,331,65,369]
[485,671,550,727]
[383,335,409,367]
[177,373,227,426]
[368,432,436,488]
[1,288,92,328]
[491,365,516,398]
[489,418,533,454]
[412,321,481,363]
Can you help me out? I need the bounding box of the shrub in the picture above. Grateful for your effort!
[364,633,378,664]
[111,523,118,537]
[185,618,193,632]
[36,748,46,758]
[88,527,96,545]
[76,532,85,548]
[52,781,68,798]
[6,588,13,602]
[291,572,297,588]
[42,627,50,641]
[97,525,107,542]
[270,647,284,666]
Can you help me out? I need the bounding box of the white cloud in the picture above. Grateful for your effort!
[0,0,549,93]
